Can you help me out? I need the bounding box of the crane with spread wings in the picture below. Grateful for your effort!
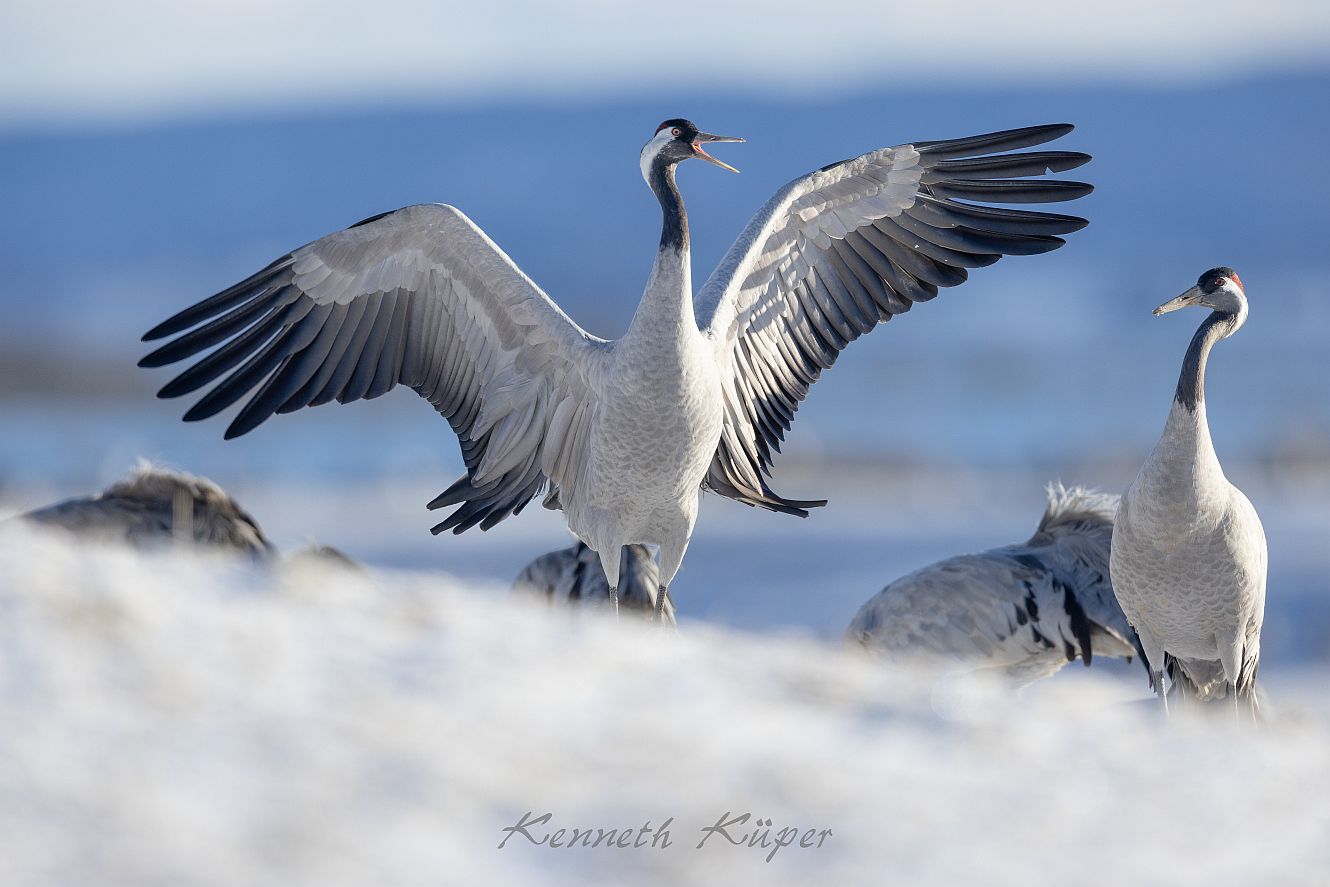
[141,118,1091,621]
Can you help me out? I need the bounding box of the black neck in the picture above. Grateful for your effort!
[648,160,688,253]
[1174,310,1235,412]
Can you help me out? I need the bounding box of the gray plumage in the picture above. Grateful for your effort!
[512,541,675,625]
[140,120,1091,614]
[285,543,363,571]
[847,484,1139,684]
[19,464,274,560]
[1110,268,1266,716]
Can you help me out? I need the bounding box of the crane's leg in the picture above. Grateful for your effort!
[1217,629,1245,725]
[654,585,672,623]
[1248,687,1262,727]
[1135,624,1169,717]
[655,537,689,629]
[599,544,623,624]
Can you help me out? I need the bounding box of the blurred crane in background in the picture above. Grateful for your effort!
[19,463,274,560]
[513,541,673,625]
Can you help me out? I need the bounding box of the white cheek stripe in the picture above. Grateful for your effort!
[639,130,676,182]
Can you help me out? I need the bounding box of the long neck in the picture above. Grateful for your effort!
[1173,309,1240,412]
[1150,308,1243,486]
[628,161,694,341]
[650,160,688,254]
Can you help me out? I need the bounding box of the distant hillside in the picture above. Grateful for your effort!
[2,73,1325,348]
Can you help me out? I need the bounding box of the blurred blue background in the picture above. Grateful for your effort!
[2,1,1327,666]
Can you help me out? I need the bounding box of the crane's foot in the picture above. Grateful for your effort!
[608,585,620,624]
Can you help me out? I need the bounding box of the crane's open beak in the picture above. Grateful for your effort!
[693,132,744,173]
[1153,285,1202,316]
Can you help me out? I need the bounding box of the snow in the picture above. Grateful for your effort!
[1,524,1327,886]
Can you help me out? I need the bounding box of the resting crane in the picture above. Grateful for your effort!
[18,464,273,559]
[847,484,1140,683]
[16,464,362,571]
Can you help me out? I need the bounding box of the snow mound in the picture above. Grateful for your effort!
[0,525,1325,886]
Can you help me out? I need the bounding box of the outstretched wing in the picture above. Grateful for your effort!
[141,203,606,534]
[694,124,1091,515]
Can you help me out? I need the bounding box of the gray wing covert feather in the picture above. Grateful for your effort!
[848,554,1046,663]
[141,204,605,534]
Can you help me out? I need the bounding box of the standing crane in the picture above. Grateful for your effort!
[1110,268,1266,718]
[141,118,1091,621]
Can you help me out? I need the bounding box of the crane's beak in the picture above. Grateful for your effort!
[693,132,744,173]
[1153,285,1202,316]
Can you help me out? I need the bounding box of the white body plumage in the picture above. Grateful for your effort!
[1111,404,1267,703]
[576,247,724,589]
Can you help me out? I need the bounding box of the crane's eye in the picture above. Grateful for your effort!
[671,127,682,137]
[1214,278,1225,288]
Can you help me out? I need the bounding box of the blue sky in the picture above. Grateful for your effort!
[4,0,1329,128]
